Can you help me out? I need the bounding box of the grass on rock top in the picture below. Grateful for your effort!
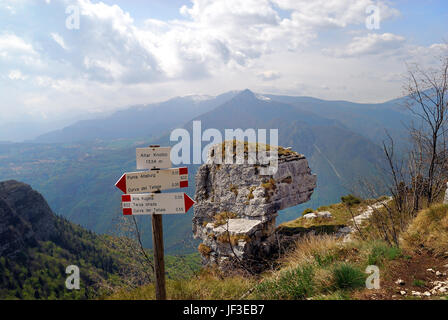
[216,140,301,161]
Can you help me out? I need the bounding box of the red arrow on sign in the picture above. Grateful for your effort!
[184,193,195,212]
[121,192,195,215]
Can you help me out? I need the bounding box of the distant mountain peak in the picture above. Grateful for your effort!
[230,89,273,103]
[240,88,255,97]
[231,89,258,102]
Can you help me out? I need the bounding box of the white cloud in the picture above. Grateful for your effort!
[257,70,281,81]
[1,0,444,126]
[8,69,27,80]
[0,33,36,55]
[53,0,400,83]
[50,32,68,50]
[272,0,400,28]
[324,33,406,57]
[406,43,448,66]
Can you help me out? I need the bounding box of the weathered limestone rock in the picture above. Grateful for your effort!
[193,142,316,267]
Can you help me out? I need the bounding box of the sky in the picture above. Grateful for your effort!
[0,0,447,126]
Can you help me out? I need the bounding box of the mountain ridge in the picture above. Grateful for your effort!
[32,89,411,145]
[0,89,399,253]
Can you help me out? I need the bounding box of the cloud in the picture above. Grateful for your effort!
[0,33,36,55]
[8,70,27,80]
[324,33,406,57]
[0,0,401,85]
[50,32,68,50]
[4,0,444,126]
[257,70,281,81]
[272,0,400,28]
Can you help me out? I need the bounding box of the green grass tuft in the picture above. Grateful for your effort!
[254,265,314,300]
[412,279,426,287]
[332,263,366,290]
[367,242,401,266]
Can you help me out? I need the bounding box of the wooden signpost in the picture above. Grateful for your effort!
[115,145,194,300]
[121,193,194,215]
[115,167,189,194]
[136,147,172,170]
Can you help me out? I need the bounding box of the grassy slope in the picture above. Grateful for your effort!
[108,199,448,300]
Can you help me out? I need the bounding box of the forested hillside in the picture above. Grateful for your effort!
[0,180,200,299]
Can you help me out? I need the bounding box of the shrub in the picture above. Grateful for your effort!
[341,194,362,207]
[302,208,314,215]
[332,263,366,290]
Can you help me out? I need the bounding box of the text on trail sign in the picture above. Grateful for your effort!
[121,193,195,215]
[136,147,172,170]
[115,167,188,194]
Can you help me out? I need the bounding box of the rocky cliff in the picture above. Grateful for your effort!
[0,180,56,257]
[193,142,316,268]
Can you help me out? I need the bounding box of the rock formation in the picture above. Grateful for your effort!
[193,142,316,267]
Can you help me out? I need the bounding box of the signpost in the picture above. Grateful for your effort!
[115,167,188,194]
[115,145,194,300]
[136,147,171,169]
[121,193,194,215]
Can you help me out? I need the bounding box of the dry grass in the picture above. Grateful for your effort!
[261,178,276,191]
[248,234,374,300]
[106,234,404,300]
[247,186,255,200]
[216,232,250,246]
[216,140,300,164]
[198,243,212,257]
[213,211,237,227]
[282,234,340,268]
[107,271,254,300]
[402,204,448,256]
[281,202,350,229]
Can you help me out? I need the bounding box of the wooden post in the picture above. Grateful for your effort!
[149,145,166,300]
[151,210,166,300]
